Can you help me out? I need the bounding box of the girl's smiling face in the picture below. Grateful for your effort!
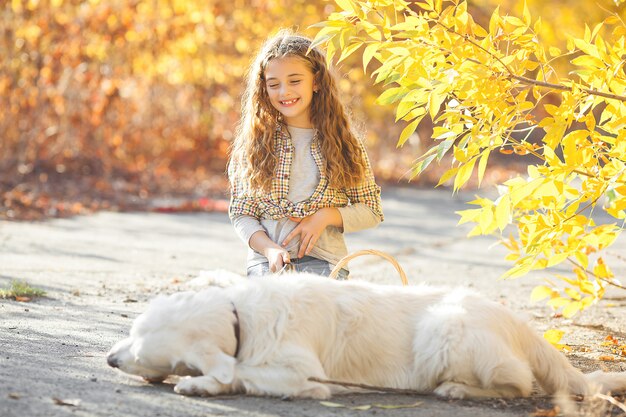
[264,56,316,128]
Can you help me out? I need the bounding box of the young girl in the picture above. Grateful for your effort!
[228,30,384,278]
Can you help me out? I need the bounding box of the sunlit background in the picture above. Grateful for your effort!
[1,0,624,219]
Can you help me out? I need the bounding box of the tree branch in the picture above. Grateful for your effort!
[308,377,429,395]
[567,258,626,291]
[434,21,626,103]
[594,393,626,414]
[511,74,626,102]
[309,377,598,402]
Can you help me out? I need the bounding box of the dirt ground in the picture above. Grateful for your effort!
[1,187,625,417]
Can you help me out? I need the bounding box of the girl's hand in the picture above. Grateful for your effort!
[264,247,291,273]
[282,208,342,258]
[248,230,291,274]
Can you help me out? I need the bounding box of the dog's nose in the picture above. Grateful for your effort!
[107,354,119,368]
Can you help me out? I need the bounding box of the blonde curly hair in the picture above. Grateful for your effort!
[229,29,367,193]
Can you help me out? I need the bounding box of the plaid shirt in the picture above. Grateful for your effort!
[228,127,383,221]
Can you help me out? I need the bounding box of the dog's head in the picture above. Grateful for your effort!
[107,288,238,384]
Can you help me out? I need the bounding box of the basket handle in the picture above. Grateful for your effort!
[329,249,408,286]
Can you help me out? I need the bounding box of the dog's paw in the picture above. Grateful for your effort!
[299,383,332,400]
[174,377,221,397]
[433,382,470,399]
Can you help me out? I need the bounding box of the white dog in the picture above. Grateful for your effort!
[107,273,626,399]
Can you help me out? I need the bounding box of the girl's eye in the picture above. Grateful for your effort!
[290,80,301,84]
[268,84,279,89]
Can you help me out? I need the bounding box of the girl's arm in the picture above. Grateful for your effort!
[343,141,384,224]
[231,215,290,273]
[231,215,265,245]
[249,230,291,272]
[336,202,381,233]
[282,207,343,259]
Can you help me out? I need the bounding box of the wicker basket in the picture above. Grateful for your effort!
[329,249,408,286]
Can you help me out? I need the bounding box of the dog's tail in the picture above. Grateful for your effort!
[524,327,626,395]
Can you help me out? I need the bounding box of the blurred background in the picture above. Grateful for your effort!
[1,0,624,220]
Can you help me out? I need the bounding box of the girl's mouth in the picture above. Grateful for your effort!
[279,98,299,106]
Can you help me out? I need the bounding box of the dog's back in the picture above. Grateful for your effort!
[228,274,626,397]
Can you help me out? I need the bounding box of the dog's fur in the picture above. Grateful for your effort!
[107,273,626,399]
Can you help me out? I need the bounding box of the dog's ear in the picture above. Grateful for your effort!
[182,350,236,384]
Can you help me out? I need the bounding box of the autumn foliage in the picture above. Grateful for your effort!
[314,0,626,316]
[0,0,347,219]
[1,0,548,221]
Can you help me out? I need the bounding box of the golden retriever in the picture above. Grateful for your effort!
[107,272,626,399]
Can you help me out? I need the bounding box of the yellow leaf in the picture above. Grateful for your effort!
[534,16,542,33]
[548,47,561,57]
[478,204,495,233]
[581,296,594,308]
[429,90,446,120]
[359,21,382,41]
[593,261,613,279]
[508,178,544,205]
[334,0,355,13]
[543,329,565,345]
[613,25,626,37]
[337,41,363,63]
[454,158,477,191]
[477,150,490,187]
[387,47,410,57]
[503,257,534,279]
[574,251,589,269]
[320,401,346,408]
[489,6,501,36]
[543,329,572,352]
[376,87,406,105]
[456,208,482,225]
[363,43,380,72]
[505,253,520,261]
[495,195,510,231]
[311,27,338,52]
[530,285,554,302]
[591,22,603,41]
[564,287,581,301]
[396,98,419,121]
[437,167,459,187]
[522,1,531,26]
[571,55,605,69]
[373,402,423,409]
[546,252,570,268]
[562,301,582,318]
[398,117,421,147]
[471,21,488,38]
[411,154,437,178]
[547,297,570,308]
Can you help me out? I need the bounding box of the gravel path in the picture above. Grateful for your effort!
[1,187,625,417]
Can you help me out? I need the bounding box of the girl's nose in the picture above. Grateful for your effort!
[279,84,291,96]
